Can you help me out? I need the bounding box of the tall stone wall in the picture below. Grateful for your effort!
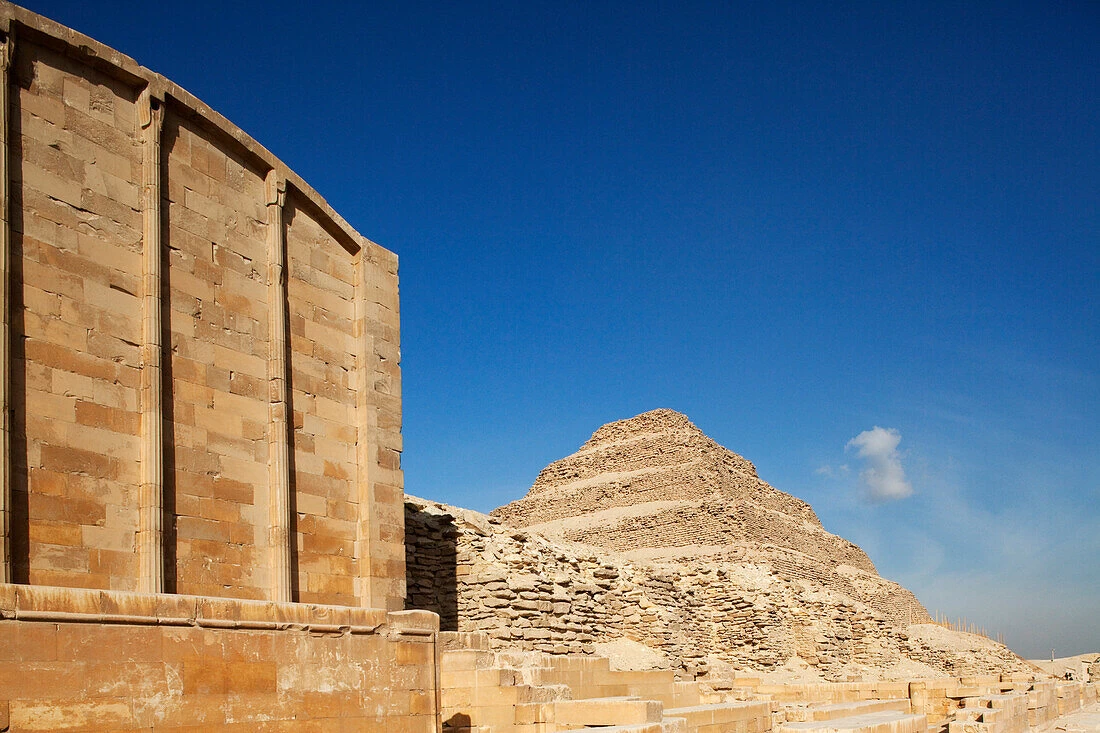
[0,0,404,611]
[0,4,423,729]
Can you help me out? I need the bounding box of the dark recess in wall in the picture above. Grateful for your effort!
[404,500,458,630]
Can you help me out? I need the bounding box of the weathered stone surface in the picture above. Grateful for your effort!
[0,584,437,731]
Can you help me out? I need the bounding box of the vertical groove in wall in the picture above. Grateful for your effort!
[355,258,374,607]
[266,171,292,602]
[137,88,165,594]
[0,25,14,585]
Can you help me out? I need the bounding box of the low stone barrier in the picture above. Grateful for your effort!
[0,583,439,731]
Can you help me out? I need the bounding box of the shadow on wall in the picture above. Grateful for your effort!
[404,501,458,631]
[444,713,472,729]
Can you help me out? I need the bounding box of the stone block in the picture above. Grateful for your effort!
[802,699,912,722]
[9,699,135,731]
[546,696,664,726]
[781,712,928,733]
[388,609,440,636]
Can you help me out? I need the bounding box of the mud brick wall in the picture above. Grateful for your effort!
[0,2,405,610]
[0,584,438,732]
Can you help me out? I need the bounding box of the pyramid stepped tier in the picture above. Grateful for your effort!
[490,409,932,631]
[504,409,818,525]
[495,410,880,574]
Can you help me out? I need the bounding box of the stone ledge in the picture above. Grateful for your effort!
[387,609,442,637]
[0,583,429,635]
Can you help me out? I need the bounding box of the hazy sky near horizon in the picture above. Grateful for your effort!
[22,0,1098,659]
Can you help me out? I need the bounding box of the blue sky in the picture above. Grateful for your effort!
[24,1,1098,658]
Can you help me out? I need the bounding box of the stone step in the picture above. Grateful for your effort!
[786,699,911,722]
[666,699,773,730]
[780,711,928,733]
[519,696,665,727]
[552,724,666,733]
[556,720,689,733]
[573,721,688,733]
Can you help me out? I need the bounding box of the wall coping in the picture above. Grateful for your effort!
[0,583,438,636]
[0,0,397,270]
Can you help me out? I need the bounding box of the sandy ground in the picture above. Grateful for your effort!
[1030,653,1100,680]
[593,638,674,671]
[1050,703,1100,733]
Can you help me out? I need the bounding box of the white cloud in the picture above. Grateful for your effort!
[815,464,849,478]
[846,426,913,501]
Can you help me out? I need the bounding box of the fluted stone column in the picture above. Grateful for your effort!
[0,25,15,584]
[266,171,292,602]
[137,87,165,593]
[354,288,374,607]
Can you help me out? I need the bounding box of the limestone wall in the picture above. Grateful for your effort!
[0,583,438,731]
[0,1,404,610]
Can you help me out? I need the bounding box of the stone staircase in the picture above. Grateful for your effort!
[440,632,774,732]
[947,694,1028,733]
[438,632,1098,733]
[778,699,925,733]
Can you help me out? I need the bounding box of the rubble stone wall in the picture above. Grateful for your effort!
[406,496,944,681]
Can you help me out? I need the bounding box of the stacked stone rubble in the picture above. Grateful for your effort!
[406,495,1031,681]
